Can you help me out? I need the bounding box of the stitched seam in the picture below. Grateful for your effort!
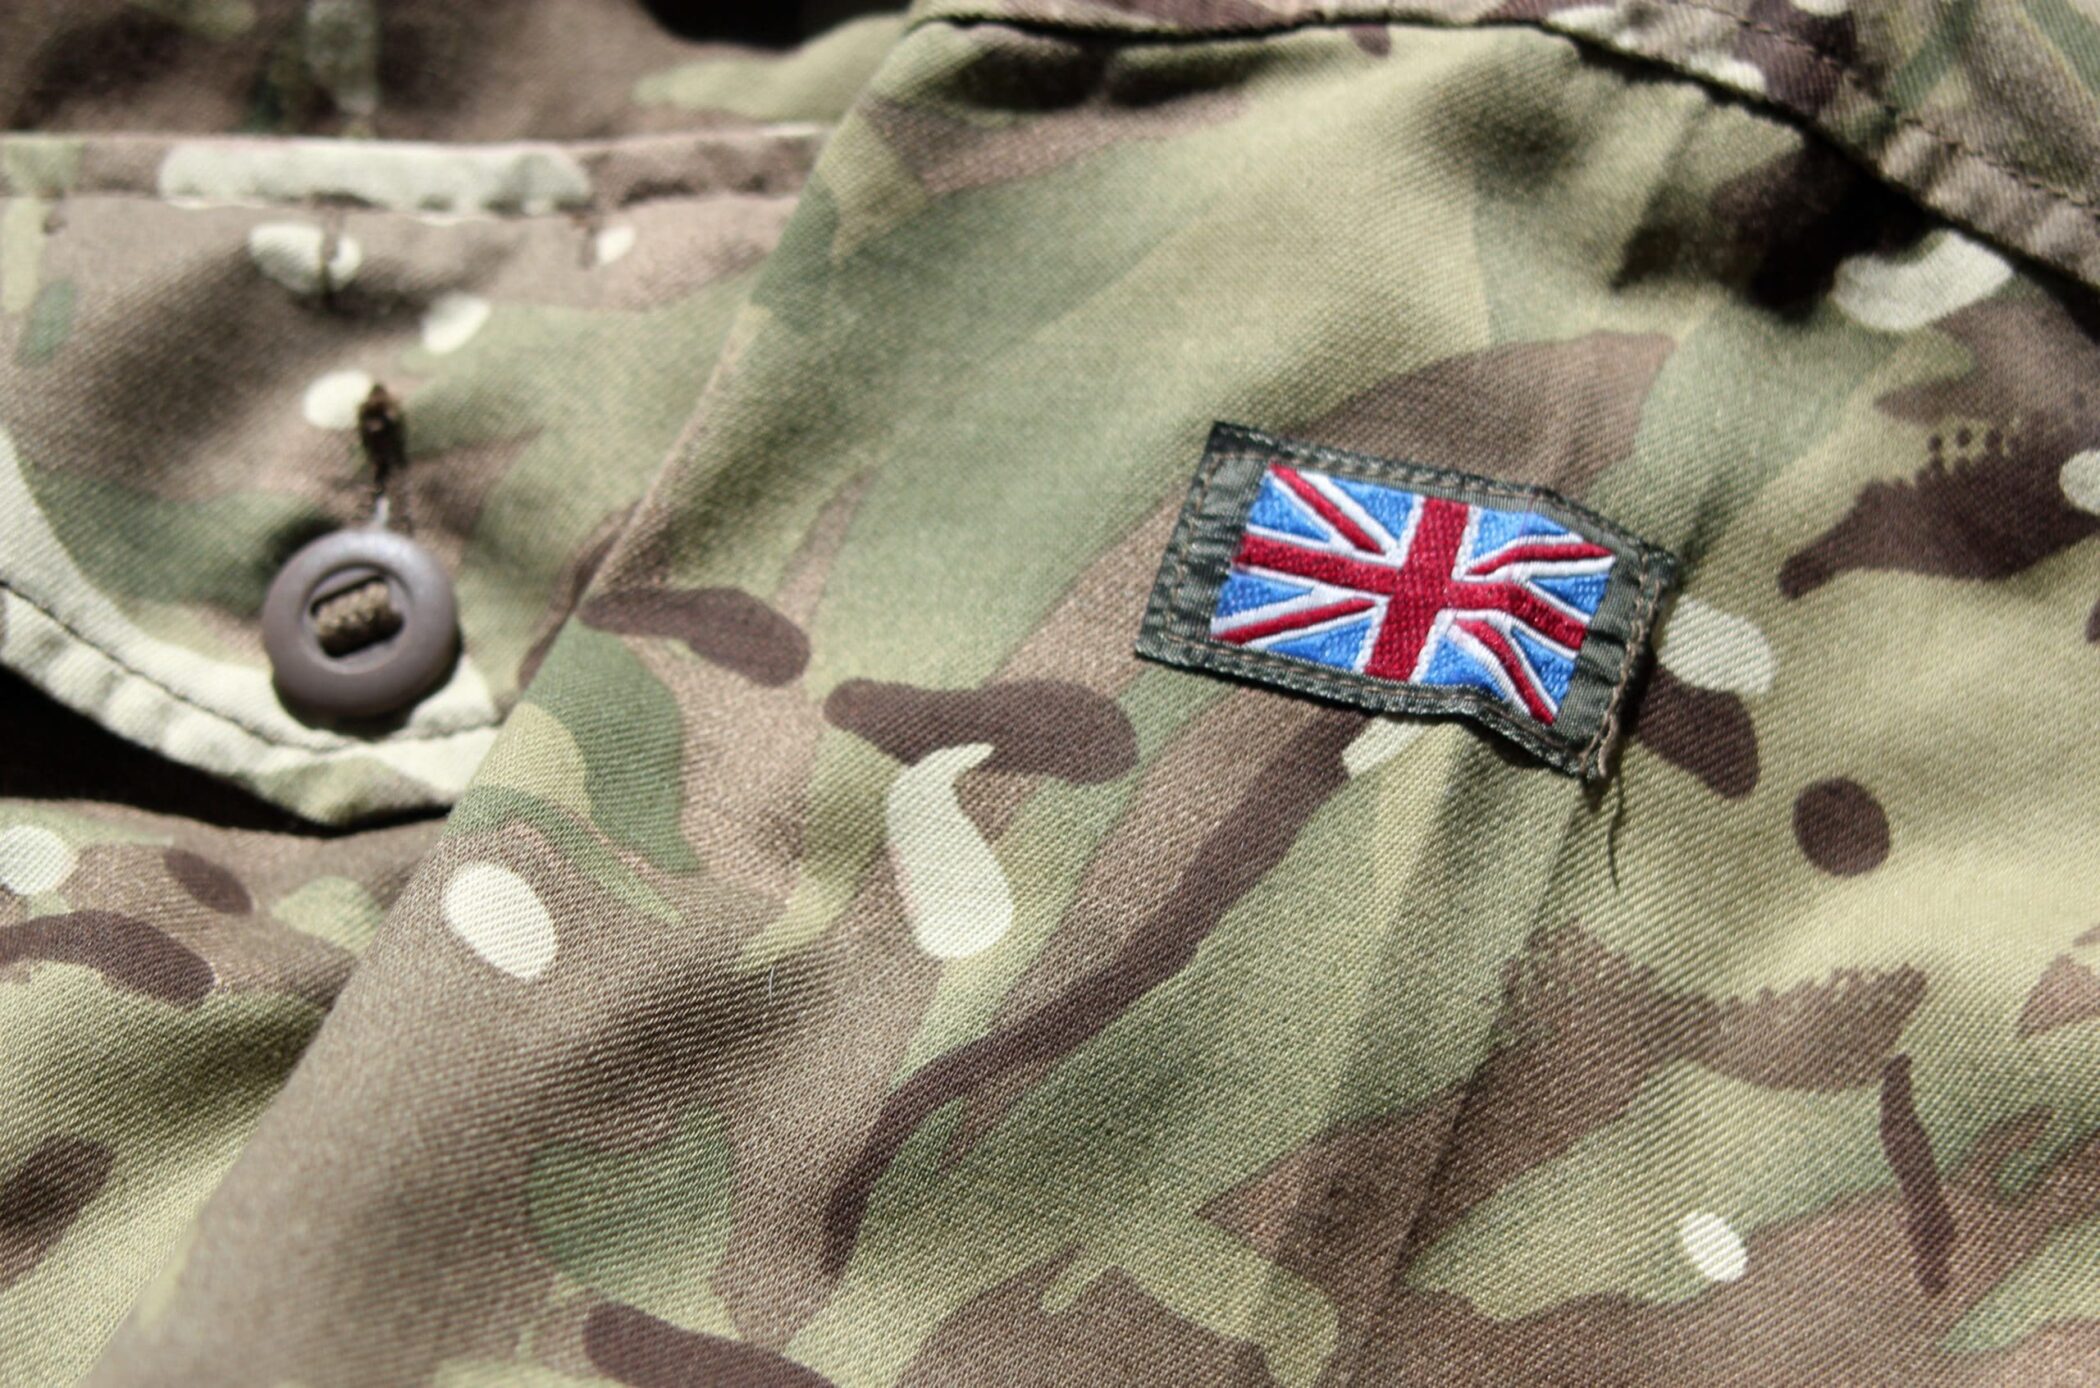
[1665,0,2100,216]
[905,3,2100,256]
[1216,424,1658,538]
[1165,444,1232,621]
[19,186,807,218]
[1580,543,1666,776]
[0,577,498,748]
[1149,629,1584,772]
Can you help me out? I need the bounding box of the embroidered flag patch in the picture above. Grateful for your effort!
[1135,423,1677,777]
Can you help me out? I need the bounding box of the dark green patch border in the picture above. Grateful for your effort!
[1134,422,1677,779]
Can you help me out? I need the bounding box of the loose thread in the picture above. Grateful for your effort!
[358,383,411,533]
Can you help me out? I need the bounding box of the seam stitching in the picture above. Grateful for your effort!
[905,2,2100,247]
[1666,0,2100,216]
[0,577,498,749]
[1581,540,1666,776]
[20,186,808,219]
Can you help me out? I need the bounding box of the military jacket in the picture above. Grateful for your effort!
[4,2,2100,1384]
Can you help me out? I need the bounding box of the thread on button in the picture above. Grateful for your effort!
[335,382,414,655]
[312,577,405,656]
[358,382,413,533]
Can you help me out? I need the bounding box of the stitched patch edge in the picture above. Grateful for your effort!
[1133,422,1678,779]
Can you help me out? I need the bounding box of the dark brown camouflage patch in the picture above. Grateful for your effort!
[1793,778,1891,876]
[163,848,252,915]
[2018,954,2100,1038]
[859,31,1247,197]
[1778,438,2100,599]
[0,910,215,1006]
[1301,333,1673,500]
[1401,927,1923,1257]
[1786,296,2100,599]
[518,508,634,689]
[900,1258,1282,1387]
[823,679,1137,781]
[582,1303,839,1388]
[1878,1055,1955,1296]
[1709,144,1924,315]
[1630,667,1759,797]
[0,1134,114,1290]
[1204,1099,1463,1322]
[582,587,811,686]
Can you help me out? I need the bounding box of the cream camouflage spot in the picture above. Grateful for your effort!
[0,825,75,896]
[419,292,491,355]
[885,743,1015,960]
[442,862,557,981]
[1676,1211,1749,1283]
[301,369,377,430]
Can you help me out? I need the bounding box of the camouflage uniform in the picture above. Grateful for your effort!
[3,1,2100,1383]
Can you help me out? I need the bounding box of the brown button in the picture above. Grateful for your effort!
[262,528,458,720]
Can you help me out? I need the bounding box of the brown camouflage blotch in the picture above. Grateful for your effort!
[1301,333,1673,499]
[1347,24,1391,56]
[582,586,810,686]
[990,496,1181,694]
[824,678,1137,783]
[1792,777,1890,876]
[1338,1109,2100,1385]
[646,469,874,914]
[1401,927,1923,1258]
[1087,0,1282,24]
[772,469,880,627]
[1709,143,1924,315]
[2087,592,2100,643]
[1956,1104,2055,1186]
[2,5,276,134]
[1777,436,2100,598]
[0,1134,114,1291]
[162,847,252,915]
[3,216,388,506]
[1878,1055,1955,1296]
[517,505,634,689]
[582,1303,840,1388]
[1730,0,1858,113]
[710,506,1178,1345]
[385,430,541,591]
[898,1257,1283,1387]
[0,0,774,140]
[0,909,214,1007]
[860,32,1247,198]
[822,706,1363,1274]
[1691,968,1927,1092]
[942,498,1181,831]
[1629,666,1759,797]
[2017,955,2100,1038]
[942,689,1332,1160]
[628,627,826,912]
[1202,1095,1468,1322]
[1785,296,2100,598]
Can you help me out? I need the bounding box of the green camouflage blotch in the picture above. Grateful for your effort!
[528,1107,738,1337]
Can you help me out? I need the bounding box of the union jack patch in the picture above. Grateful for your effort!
[1135,423,1676,777]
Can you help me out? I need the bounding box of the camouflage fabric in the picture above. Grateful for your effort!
[5,1,2100,1384]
